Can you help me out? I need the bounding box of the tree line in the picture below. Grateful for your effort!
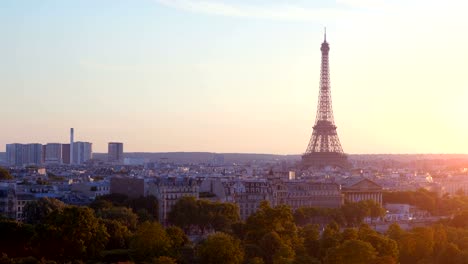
[1,192,468,263]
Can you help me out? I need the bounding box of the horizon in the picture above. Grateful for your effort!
[1,0,467,154]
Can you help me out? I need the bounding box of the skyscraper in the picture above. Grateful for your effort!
[6,143,24,166]
[62,144,71,164]
[70,128,74,165]
[108,142,124,163]
[302,32,349,169]
[22,143,43,165]
[6,143,43,166]
[73,142,93,165]
[44,143,62,164]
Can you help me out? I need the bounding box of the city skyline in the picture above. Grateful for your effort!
[1,0,468,154]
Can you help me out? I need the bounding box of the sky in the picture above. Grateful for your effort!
[1,0,467,154]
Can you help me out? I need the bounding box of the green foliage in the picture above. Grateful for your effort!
[384,189,436,211]
[93,194,159,222]
[168,196,240,234]
[95,206,138,231]
[34,206,109,261]
[451,210,468,228]
[152,256,177,264]
[101,219,132,249]
[300,224,321,258]
[0,219,35,258]
[22,198,66,225]
[0,167,13,180]
[197,232,244,264]
[324,239,377,264]
[130,222,171,262]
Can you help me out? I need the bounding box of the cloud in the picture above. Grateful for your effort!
[155,0,358,21]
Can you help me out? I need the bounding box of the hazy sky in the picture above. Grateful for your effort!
[1,0,467,154]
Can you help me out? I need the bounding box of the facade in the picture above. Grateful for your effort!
[62,144,71,164]
[16,193,35,221]
[283,181,342,211]
[72,142,92,165]
[110,176,145,198]
[148,177,199,224]
[226,179,274,221]
[341,177,383,205]
[6,143,24,166]
[71,181,110,199]
[44,143,62,164]
[108,142,124,163]
[6,143,43,166]
[0,183,16,219]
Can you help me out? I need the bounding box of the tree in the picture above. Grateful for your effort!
[168,196,199,232]
[0,219,35,258]
[319,222,341,259]
[126,195,158,222]
[130,221,171,262]
[152,256,177,264]
[386,223,405,242]
[197,232,244,264]
[300,224,321,259]
[324,239,377,264]
[244,201,298,249]
[341,201,369,227]
[451,211,468,229]
[22,198,66,225]
[95,206,138,231]
[365,200,386,224]
[101,219,131,250]
[0,167,13,180]
[436,243,463,264]
[165,226,189,261]
[34,206,109,261]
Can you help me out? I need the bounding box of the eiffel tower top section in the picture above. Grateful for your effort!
[315,29,335,125]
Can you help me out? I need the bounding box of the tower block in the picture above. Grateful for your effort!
[302,32,349,169]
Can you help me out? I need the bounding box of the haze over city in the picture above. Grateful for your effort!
[1,0,467,154]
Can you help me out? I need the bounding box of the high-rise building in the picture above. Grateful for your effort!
[6,143,42,166]
[6,143,23,166]
[70,128,74,165]
[108,142,124,163]
[302,31,349,169]
[44,143,62,164]
[73,142,92,165]
[62,144,71,164]
[22,144,43,165]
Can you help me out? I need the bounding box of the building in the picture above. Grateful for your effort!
[6,143,24,166]
[44,143,62,164]
[282,181,342,211]
[148,177,199,224]
[110,176,145,198]
[0,183,16,219]
[62,144,71,164]
[70,128,74,166]
[72,142,92,165]
[227,179,274,221]
[6,143,43,166]
[108,142,124,163]
[16,194,35,221]
[71,181,110,199]
[341,177,383,205]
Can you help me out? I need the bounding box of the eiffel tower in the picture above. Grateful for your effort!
[302,31,349,169]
